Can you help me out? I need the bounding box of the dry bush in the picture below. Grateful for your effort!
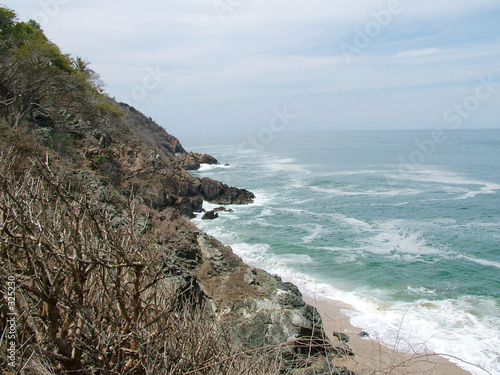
[0,148,284,374]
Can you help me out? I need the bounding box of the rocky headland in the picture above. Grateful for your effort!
[0,106,354,373]
[0,8,356,374]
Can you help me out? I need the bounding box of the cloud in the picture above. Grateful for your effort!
[3,0,500,133]
[395,48,442,59]
[403,0,500,18]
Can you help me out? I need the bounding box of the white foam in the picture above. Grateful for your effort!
[197,163,231,172]
[232,242,270,265]
[257,208,274,217]
[458,255,500,269]
[265,163,310,173]
[393,201,409,206]
[263,157,311,174]
[313,247,360,263]
[389,168,500,200]
[310,186,422,197]
[278,254,314,264]
[355,220,444,257]
[317,169,394,177]
[347,296,500,375]
[249,189,275,207]
[270,158,296,164]
[301,224,326,244]
[455,181,500,199]
[406,286,437,296]
[201,219,499,374]
[194,221,242,244]
[338,216,374,232]
[193,200,222,214]
[465,221,500,229]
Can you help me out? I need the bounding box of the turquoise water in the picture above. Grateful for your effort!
[185,130,500,374]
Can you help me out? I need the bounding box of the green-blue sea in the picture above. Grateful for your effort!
[184,130,500,374]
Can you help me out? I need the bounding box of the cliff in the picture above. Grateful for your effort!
[0,7,354,374]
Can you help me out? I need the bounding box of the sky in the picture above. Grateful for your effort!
[3,0,500,137]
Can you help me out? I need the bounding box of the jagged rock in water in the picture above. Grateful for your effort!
[177,151,219,170]
[201,210,218,220]
[200,177,255,204]
[213,206,233,213]
[357,331,370,338]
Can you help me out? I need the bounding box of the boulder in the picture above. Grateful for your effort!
[200,178,224,201]
[213,206,233,213]
[196,153,219,165]
[200,177,255,204]
[201,210,219,220]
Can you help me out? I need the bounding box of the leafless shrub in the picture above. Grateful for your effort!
[0,148,284,374]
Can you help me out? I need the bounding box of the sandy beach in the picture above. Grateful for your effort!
[303,296,474,375]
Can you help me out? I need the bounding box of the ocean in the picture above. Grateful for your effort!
[184,129,500,375]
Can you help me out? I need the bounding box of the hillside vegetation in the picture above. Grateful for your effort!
[0,7,354,374]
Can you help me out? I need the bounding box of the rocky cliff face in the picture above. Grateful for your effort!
[0,100,352,373]
[164,222,355,372]
[61,102,254,218]
[0,11,353,370]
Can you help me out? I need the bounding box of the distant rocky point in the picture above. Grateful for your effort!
[177,151,219,170]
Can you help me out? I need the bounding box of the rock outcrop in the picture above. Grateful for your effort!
[201,210,219,220]
[62,103,254,216]
[200,177,255,204]
[1,110,352,372]
[2,97,350,371]
[177,151,219,170]
[163,227,354,370]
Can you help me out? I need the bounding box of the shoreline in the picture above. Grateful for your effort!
[303,295,473,375]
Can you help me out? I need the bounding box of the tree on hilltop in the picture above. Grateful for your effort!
[0,7,110,129]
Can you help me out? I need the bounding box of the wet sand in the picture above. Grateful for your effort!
[303,295,474,375]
